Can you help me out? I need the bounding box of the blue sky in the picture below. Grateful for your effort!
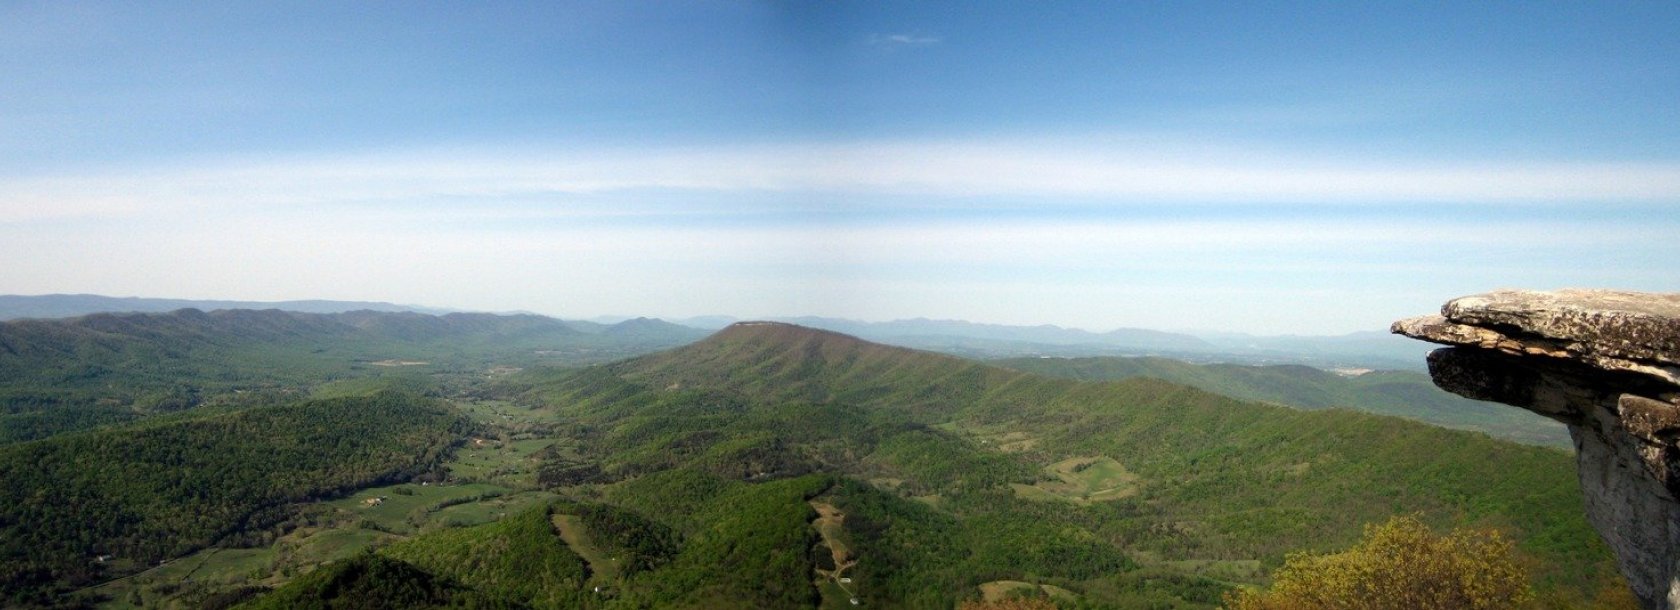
[2,2,1677,334]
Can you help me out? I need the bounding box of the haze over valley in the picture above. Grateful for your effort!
[3,2,1677,609]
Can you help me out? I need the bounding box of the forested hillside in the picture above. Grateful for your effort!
[0,309,700,444]
[0,391,468,605]
[436,322,1614,608]
[993,356,1569,447]
[3,319,1631,609]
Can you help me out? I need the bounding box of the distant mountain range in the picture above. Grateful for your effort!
[0,295,1429,370]
[1191,330,1433,371]
[772,315,1216,350]
[675,315,1427,370]
[0,294,451,320]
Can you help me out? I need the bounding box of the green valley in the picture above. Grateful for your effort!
[0,308,701,444]
[0,315,1633,609]
[10,5,1670,607]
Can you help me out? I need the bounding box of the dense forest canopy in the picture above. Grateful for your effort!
[0,313,1633,609]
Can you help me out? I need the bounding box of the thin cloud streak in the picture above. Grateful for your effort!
[869,33,941,46]
[4,208,1662,270]
[7,140,1679,223]
[3,198,1674,334]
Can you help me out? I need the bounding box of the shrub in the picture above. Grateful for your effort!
[1224,515,1531,610]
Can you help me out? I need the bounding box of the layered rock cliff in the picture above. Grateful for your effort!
[1394,289,1680,610]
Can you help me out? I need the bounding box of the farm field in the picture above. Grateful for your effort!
[1012,456,1142,505]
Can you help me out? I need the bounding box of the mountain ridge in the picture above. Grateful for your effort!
[509,320,1613,603]
[6,317,1619,607]
[675,315,1423,369]
[0,308,702,444]
[762,315,1216,351]
[601,321,1020,413]
[0,294,452,320]
[3,294,1419,368]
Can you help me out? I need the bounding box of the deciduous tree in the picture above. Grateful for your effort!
[1224,515,1531,610]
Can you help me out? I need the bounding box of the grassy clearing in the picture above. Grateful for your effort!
[91,546,278,608]
[186,547,275,582]
[810,501,862,607]
[940,420,1040,453]
[989,430,1040,453]
[447,446,517,481]
[453,399,538,426]
[867,477,904,490]
[88,521,395,608]
[978,580,1079,603]
[1008,483,1065,503]
[322,420,556,533]
[329,481,510,534]
[288,528,393,566]
[818,579,856,609]
[551,513,619,588]
[979,580,1040,601]
[432,490,555,529]
[444,435,555,487]
[1041,583,1078,601]
[811,502,852,565]
[1011,456,1141,505]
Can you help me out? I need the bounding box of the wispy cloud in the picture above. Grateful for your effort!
[3,203,1671,332]
[2,137,1674,333]
[868,33,941,47]
[5,139,1679,224]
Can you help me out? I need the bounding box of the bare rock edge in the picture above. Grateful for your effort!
[1394,289,1680,610]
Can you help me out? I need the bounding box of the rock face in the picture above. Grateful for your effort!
[1394,289,1680,610]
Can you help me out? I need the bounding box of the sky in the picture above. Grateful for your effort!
[2,2,1677,335]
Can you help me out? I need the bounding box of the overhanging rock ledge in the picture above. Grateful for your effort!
[1394,289,1680,610]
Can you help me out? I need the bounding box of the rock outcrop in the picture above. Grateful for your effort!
[1394,289,1680,610]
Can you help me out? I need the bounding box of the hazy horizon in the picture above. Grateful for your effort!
[4,3,1677,335]
[4,291,1412,339]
